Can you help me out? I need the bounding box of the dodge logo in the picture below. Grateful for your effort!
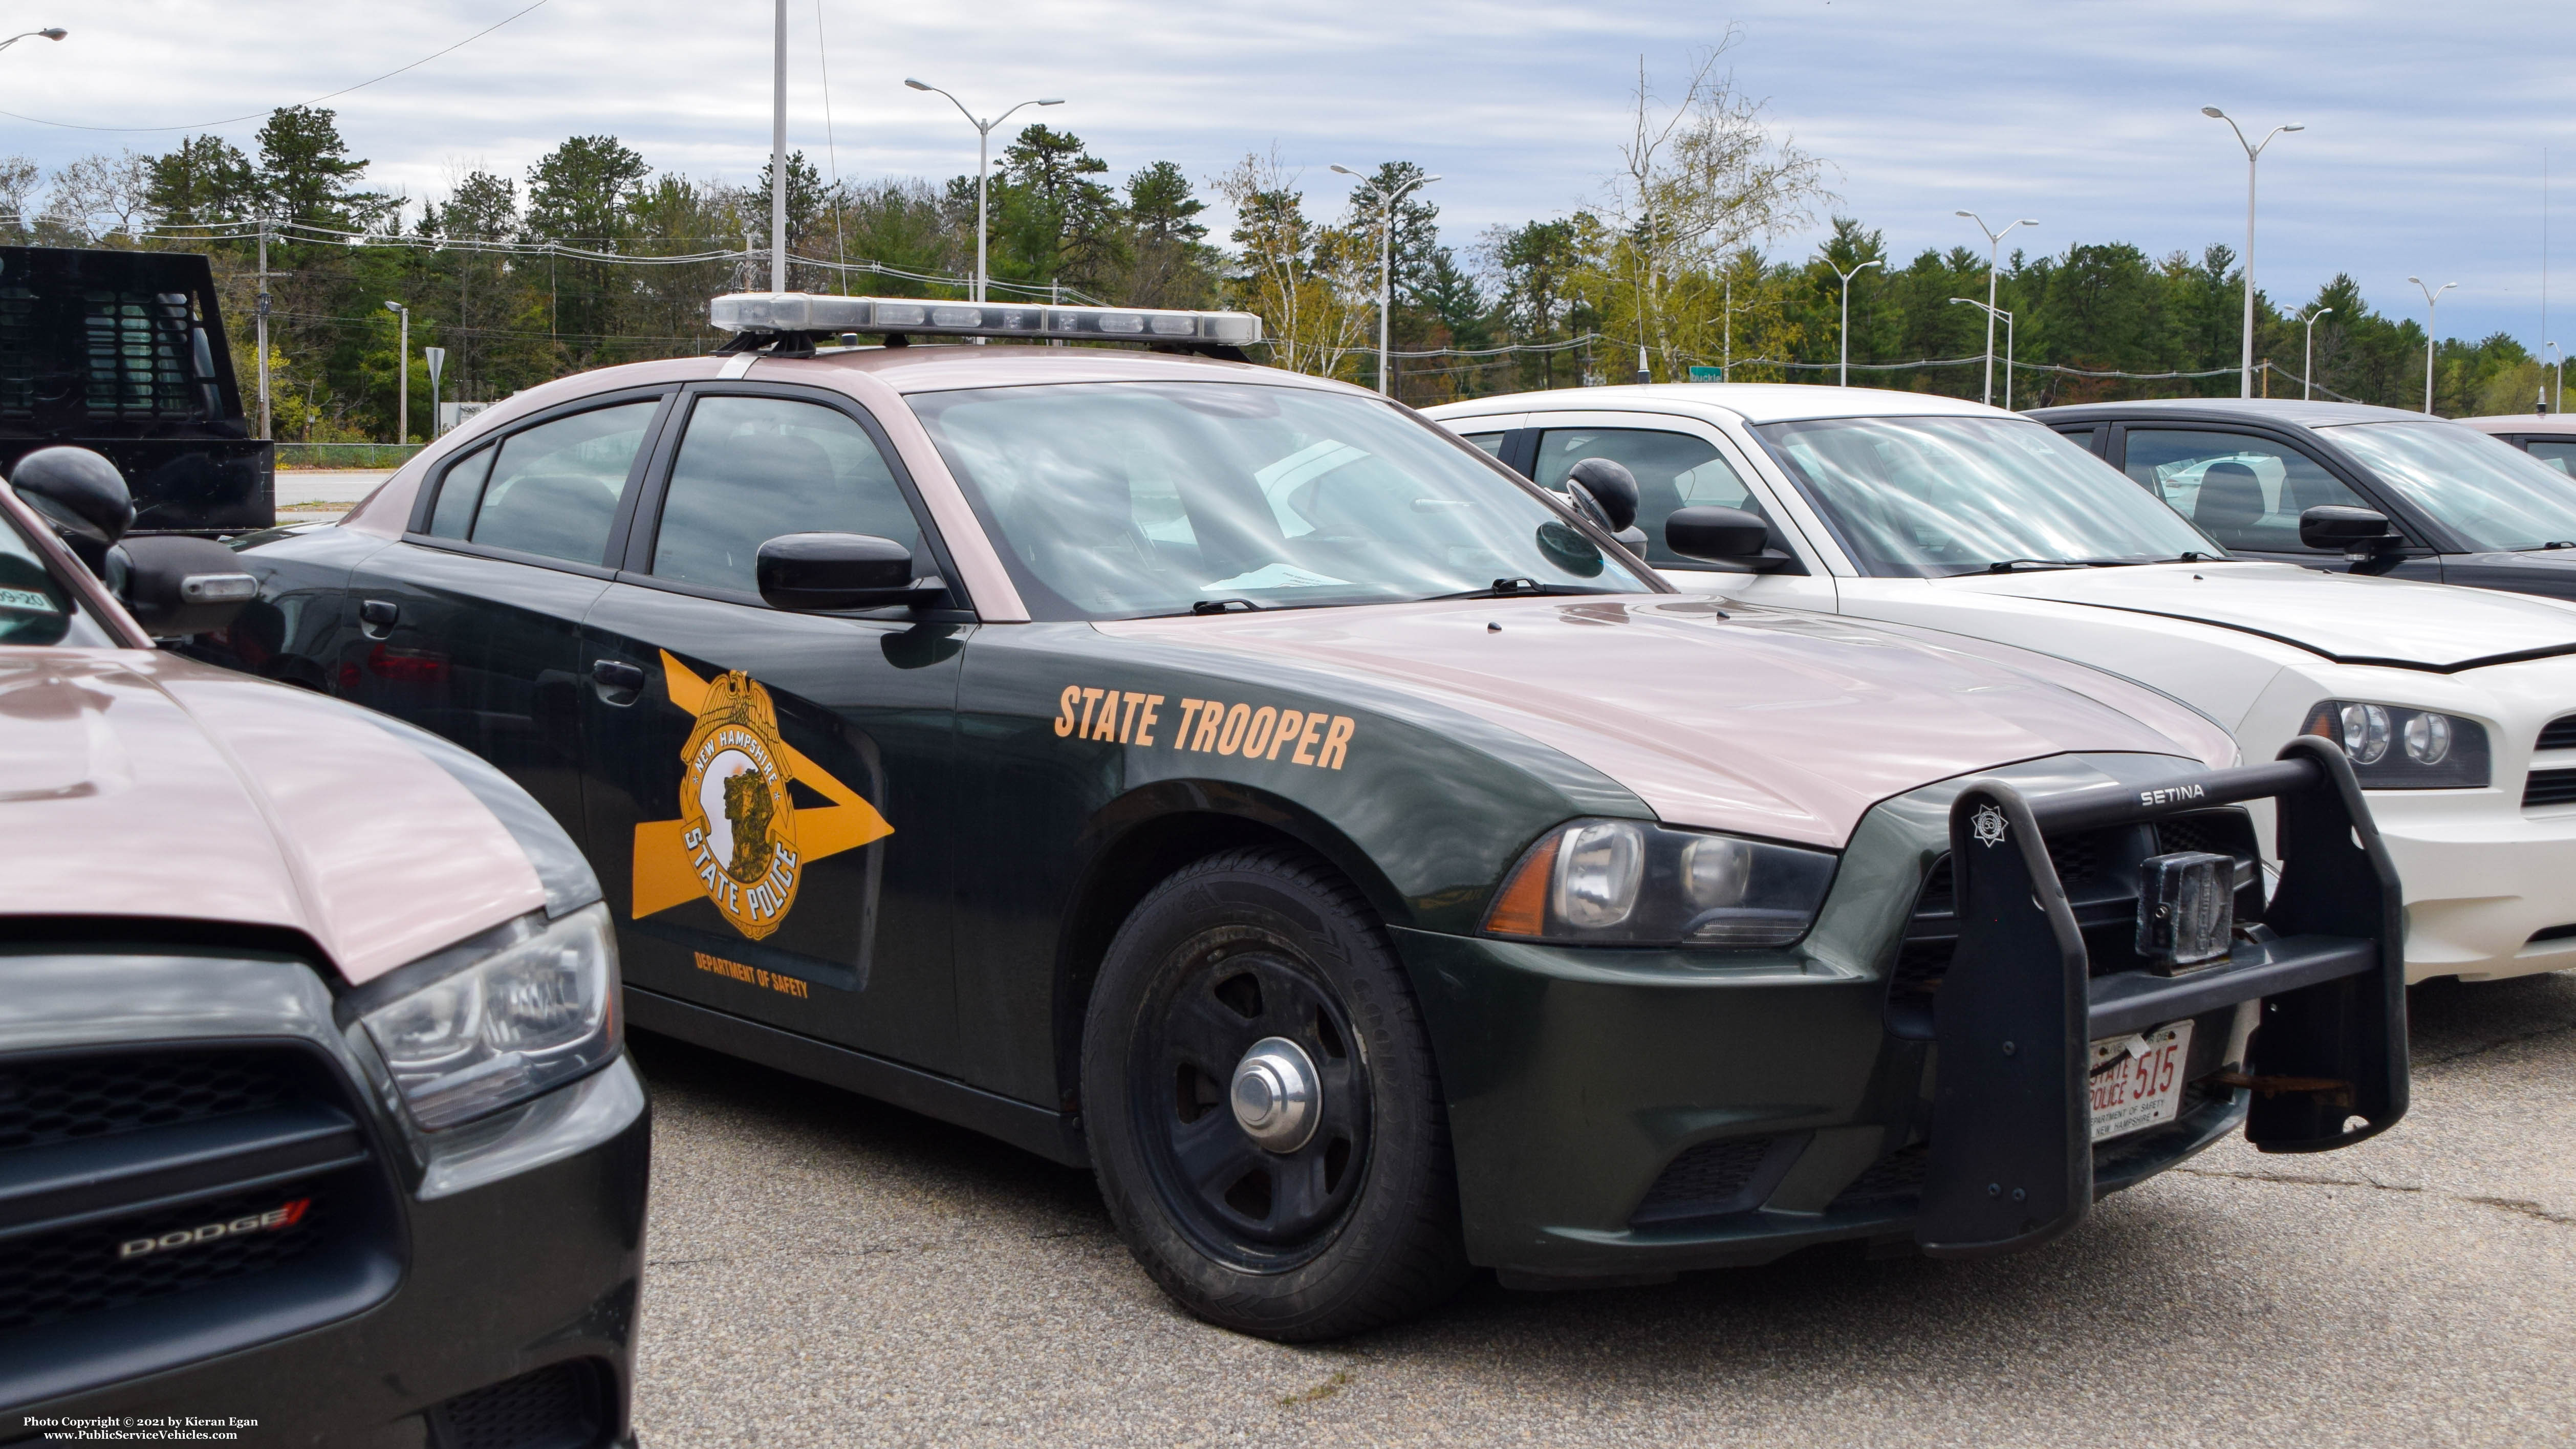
[119,1198,309,1260]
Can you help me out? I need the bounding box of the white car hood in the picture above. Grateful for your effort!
[1955,563,2576,673]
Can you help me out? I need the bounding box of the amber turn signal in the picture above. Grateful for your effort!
[1483,832,1559,938]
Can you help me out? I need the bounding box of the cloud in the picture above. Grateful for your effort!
[7,0,2571,344]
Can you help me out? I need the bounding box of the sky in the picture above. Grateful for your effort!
[7,0,2572,353]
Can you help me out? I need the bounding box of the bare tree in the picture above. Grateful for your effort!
[42,150,161,241]
[1595,33,1830,379]
[0,155,40,238]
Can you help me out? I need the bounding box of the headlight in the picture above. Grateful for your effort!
[360,903,620,1130]
[1484,818,1838,947]
[2301,700,2491,788]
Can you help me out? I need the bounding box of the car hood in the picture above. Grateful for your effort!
[0,648,568,983]
[1105,596,2232,849]
[1954,561,2576,672]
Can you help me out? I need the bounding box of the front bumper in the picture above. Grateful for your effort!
[2362,788,2576,981]
[1,945,650,1447]
[1399,741,2406,1280]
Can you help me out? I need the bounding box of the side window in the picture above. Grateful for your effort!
[652,395,924,596]
[464,400,659,565]
[2526,440,2576,475]
[2052,425,2101,456]
[1533,427,1763,567]
[1458,431,1506,457]
[2120,428,2366,554]
[426,445,493,539]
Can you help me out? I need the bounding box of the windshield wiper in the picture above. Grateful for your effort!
[1190,597,1265,615]
[1423,577,1618,601]
[1983,557,2154,573]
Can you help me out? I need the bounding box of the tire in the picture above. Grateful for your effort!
[1081,846,1469,1340]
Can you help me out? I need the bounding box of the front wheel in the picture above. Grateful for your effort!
[1081,847,1468,1339]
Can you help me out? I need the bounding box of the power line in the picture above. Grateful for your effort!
[0,0,556,133]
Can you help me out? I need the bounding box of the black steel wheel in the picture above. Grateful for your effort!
[1083,847,1467,1339]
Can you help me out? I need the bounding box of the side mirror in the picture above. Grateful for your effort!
[1564,458,1640,534]
[10,446,134,575]
[1666,505,1779,568]
[756,532,946,611]
[110,535,257,637]
[2299,505,2402,554]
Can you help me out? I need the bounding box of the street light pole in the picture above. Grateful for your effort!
[769,0,787,291]
[1331,165,1441,397]
[2550,341,2565,414]
[382,300,409,444]
[906,80,1065,302]
[2297,306,2332,400]
[2407,275,2457,415]
[1955,211,2037,406]
[2202,108,2305,399]
[1949,297,2018,408]
[1826,255,1880,386]
[0,27,66,55]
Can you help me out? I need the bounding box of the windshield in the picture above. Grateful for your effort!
[0,504,114,647]
[1752,415,2218,578]
[2319,420,2576,551]
[909,381,1652,620]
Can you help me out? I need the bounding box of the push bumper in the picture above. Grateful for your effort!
[1399,739,2406,1279]
[2,948,650,1448]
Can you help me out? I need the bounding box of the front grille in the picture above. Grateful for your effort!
[2525,768,2576,808]
[0,1183,329,1335]
[2538,716,2576,752]
[1631,1136,1778,1224]
[0,1049,301,1152]
[0,1044,389,1352]
[430,1359,610,1449]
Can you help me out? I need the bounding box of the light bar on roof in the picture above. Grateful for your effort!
[709,292,1262,347]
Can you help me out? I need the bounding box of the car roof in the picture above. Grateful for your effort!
[2027,397,2431,428]
[2455,413,2576,438]
[1427,382,2007,426]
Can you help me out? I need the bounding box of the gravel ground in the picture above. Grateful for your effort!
[629,969,2576,1448]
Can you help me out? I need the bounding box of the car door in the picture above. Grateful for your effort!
[2109,424,2443,581]
[1519,415,1836,606]
[337,389,674,838]
[577,383,969,1073]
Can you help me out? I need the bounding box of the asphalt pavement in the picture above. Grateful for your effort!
[628,970,2576,1448]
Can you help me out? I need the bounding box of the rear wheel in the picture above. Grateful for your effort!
[1081,846,1467,1339]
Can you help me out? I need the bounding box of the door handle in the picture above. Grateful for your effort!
[591,659,646,693]
[358,599,398,638]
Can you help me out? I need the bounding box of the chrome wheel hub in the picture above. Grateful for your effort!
[1229,1036,1321,1152]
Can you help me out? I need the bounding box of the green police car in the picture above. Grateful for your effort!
[196,296,2407,1339]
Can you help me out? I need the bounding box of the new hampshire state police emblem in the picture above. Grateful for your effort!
[630,652,893,942]
[679,671,801,940]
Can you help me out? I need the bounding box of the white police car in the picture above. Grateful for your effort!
[1430,383,2576,984]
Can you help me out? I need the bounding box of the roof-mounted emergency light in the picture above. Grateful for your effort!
[709,292,1262,351]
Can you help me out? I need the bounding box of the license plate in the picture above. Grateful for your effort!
[2089,1020,2194,1143]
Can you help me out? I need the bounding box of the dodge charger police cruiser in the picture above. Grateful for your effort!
[197,296,2407,1339]
[1431,383,2576,985]
[0,448,647,1444]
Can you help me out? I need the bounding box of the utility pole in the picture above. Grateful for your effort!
[254,219,274,440]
